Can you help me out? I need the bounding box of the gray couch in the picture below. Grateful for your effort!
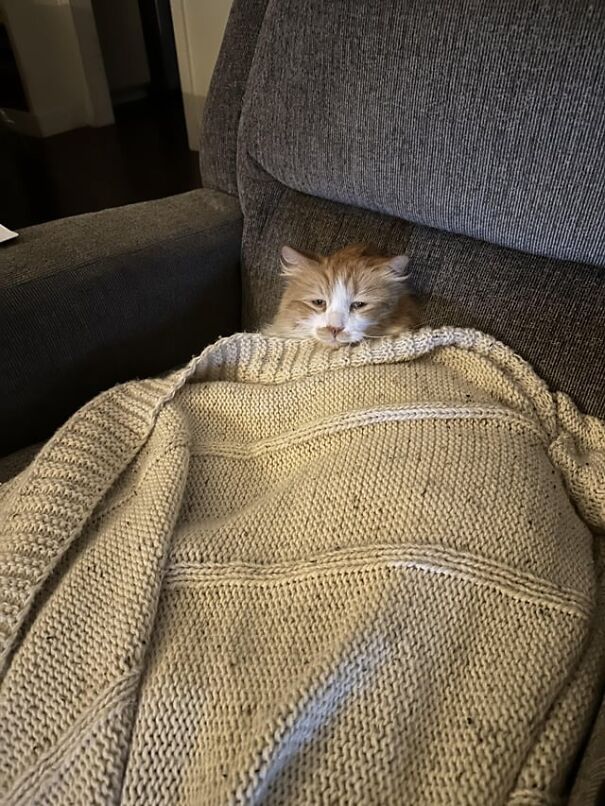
[1,0,604,798]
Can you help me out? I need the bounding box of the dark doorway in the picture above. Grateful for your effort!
[91,0,181,107]
[0,1,199,231]
[0,22,28,112]
[137,0,181,98]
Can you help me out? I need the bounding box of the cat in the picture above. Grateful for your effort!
[264,243,421,346]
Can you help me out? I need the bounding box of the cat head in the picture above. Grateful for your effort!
[273,243,411,345]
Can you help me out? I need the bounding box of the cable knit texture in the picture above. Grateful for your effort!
[1,327,604,804]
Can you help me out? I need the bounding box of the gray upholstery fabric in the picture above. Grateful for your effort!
[1,189,238,289]
[199,0,270,194]
[238,168,605,419]
[241,0,605,266]
[0,190,242,455]
[407,226,605,419]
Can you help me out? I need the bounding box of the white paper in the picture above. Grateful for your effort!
[0,224,18,243]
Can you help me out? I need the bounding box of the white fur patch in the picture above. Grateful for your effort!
[326,279,350,330]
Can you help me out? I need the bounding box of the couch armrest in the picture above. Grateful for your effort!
[0,189,242,455]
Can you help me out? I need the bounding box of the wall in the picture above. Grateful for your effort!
[170,0,233,150]
[91,0,149,98]
[0,0,113,136]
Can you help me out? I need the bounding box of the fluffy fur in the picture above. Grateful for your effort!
[264,244,421,346]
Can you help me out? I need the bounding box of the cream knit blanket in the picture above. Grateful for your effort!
[1,328,604,805]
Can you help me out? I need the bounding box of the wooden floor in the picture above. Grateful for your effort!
[0,93,201,231]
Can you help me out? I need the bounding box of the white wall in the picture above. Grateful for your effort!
[1,0,113,136]
[170,0,233,150]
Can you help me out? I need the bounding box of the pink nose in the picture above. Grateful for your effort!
[327,326,344,336]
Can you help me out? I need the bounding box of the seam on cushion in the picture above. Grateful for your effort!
[234,0,280,196]
[164,544,592,620]
[239,144,413,239]
[238,151,288,327]
[5,671,139,804]
[3,215,242,293]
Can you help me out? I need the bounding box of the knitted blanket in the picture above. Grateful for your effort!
[1,328,604,805]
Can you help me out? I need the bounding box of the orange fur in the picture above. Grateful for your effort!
[265,244,421,346]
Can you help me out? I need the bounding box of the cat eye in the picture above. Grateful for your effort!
[310,299,326,308]
[350,301,367,310]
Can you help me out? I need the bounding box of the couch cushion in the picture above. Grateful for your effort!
[199,0,270,194]
[238,165,605,419]
[241,0,605,266]
[0,190,242,456]
[407,226,605,419]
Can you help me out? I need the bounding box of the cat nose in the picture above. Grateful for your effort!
[327,325,344,336]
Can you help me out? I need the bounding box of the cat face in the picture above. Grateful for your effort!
[269,244,413,345]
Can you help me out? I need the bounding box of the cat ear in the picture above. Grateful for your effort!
[384,254,410,281]
[280,246,317,276]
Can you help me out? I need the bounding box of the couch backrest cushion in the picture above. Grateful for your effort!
[239,0,605,266]
[199,0,605,419]
[237,172,605,419]
[199,0,270,195]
